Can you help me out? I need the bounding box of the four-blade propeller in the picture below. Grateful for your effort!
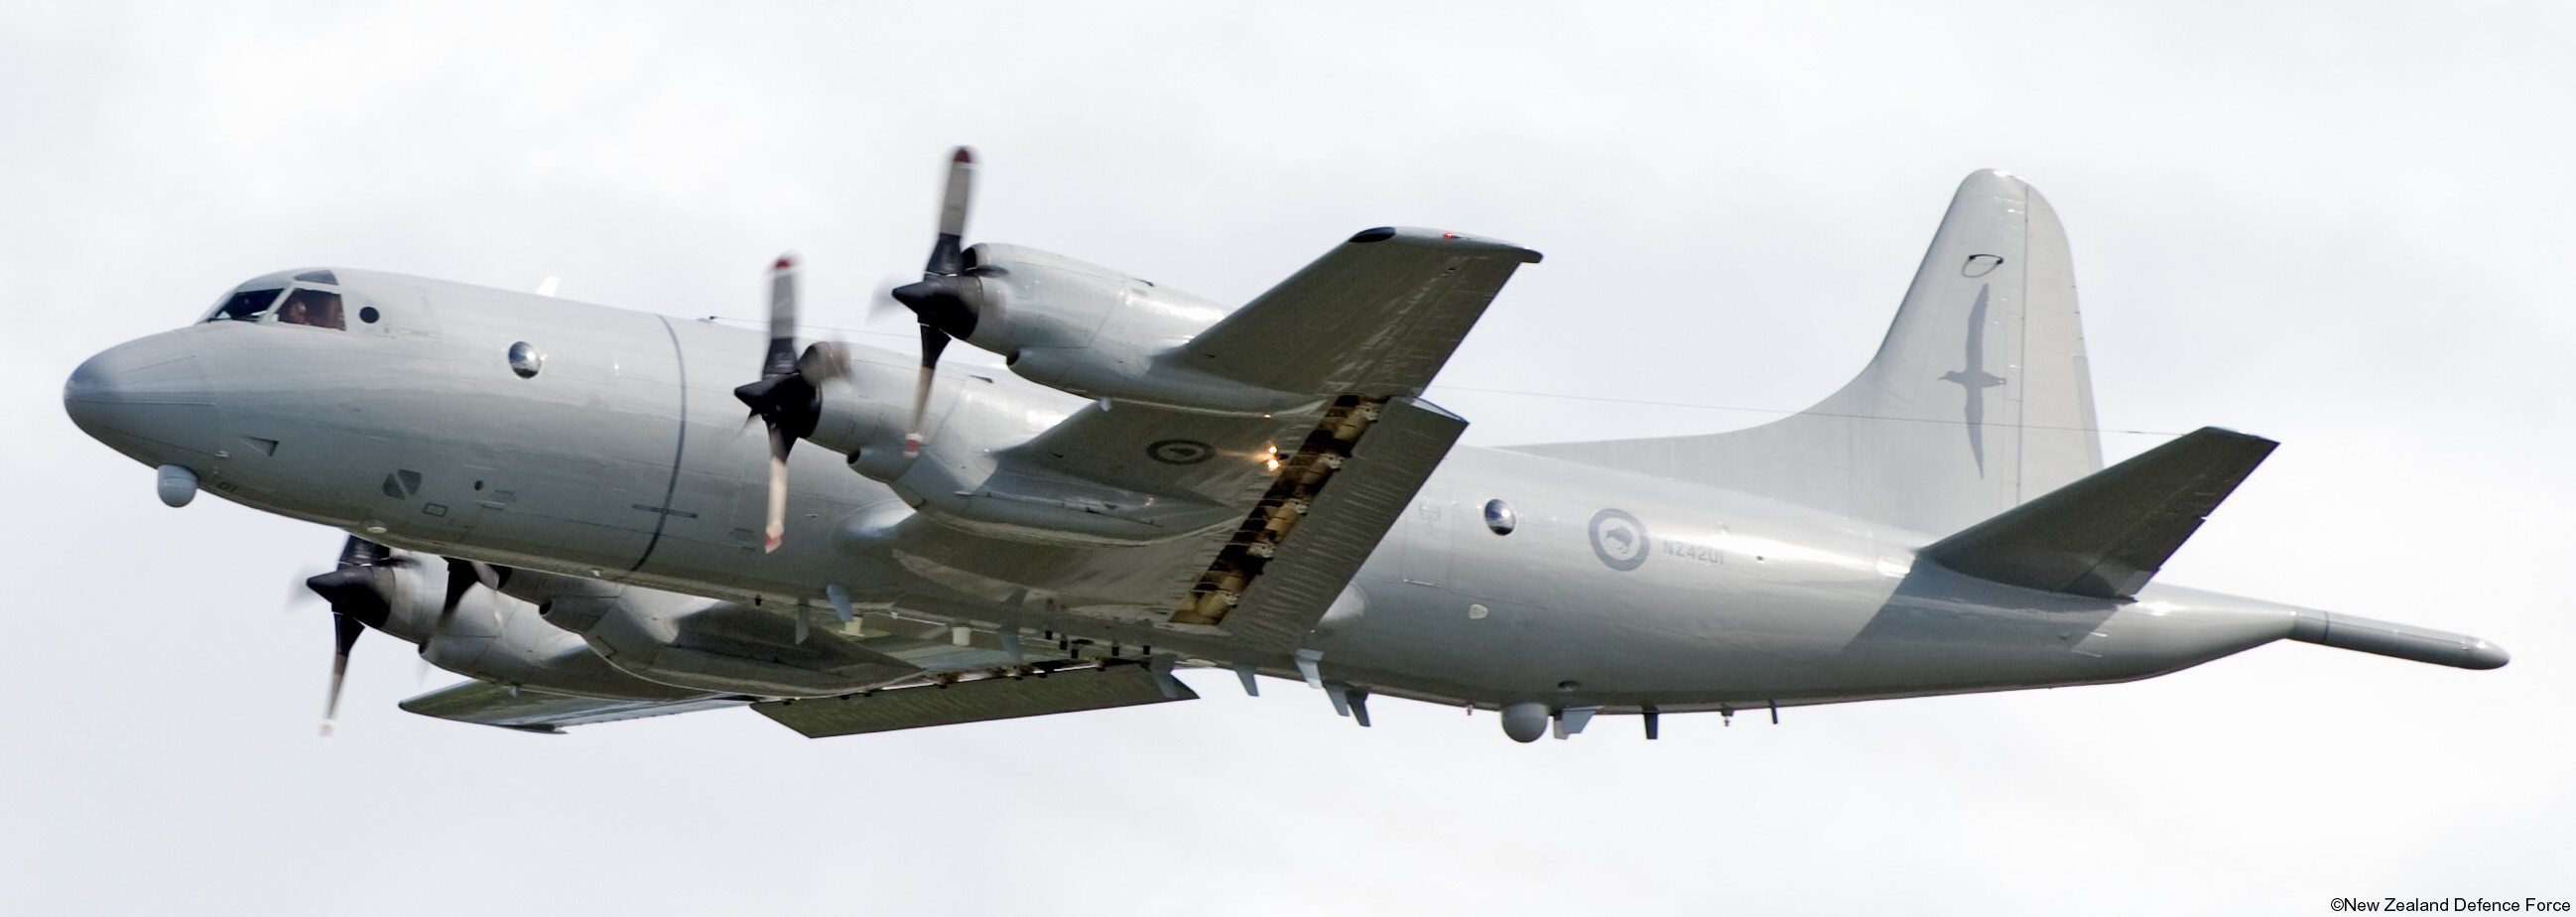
[302,537,507,735]
[298,147,984,726]
[731,146,976,552]
[301,536,395,736]
[732,256,826,553]
[888,147,979,458]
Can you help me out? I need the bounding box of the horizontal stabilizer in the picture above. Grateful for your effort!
[1919,427,2276,598]
[752,664,1195,738]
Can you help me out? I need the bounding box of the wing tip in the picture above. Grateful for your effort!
[1345,226,1541,262]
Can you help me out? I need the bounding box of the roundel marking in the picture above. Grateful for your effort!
[1589,508,1650,571]
[1146,439,1216,464]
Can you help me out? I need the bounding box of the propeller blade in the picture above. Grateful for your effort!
[908,325,950,457]
[927,147,975,275]
[887,147,979,458]
[730,254,823,553]
[338,535,385,569]
[798,340,850,384]
[432,557,500,636]
[866,275,911,327]
[284,563,331,613]
[322,611,363,736]
[763,255,799,378]
[763,422,790,552]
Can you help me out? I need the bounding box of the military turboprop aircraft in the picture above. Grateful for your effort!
[63,151,2508,742]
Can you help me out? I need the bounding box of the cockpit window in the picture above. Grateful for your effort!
[294,269,337,284]
[206,288,283,324]
[276,287,345,329]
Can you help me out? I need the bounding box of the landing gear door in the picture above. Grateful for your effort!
[1399,474,1453,587]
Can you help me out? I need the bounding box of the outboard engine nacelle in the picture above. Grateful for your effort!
[316,550,700,701]
[537,583,921,698]
[948,244,1308,414]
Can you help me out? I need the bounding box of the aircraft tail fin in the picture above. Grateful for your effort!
[1510,170,2103,535]
[1919,427,2274,598]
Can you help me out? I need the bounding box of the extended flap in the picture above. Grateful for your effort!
[1169,396,1468,647]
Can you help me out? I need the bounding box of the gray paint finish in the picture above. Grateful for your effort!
[1511,171,2105,538]
[60,169,2507,738]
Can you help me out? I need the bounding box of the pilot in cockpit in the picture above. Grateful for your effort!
[203,270,346,329]
[275,287,344,330]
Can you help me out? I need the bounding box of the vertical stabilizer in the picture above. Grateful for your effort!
[1511,170,2103,536]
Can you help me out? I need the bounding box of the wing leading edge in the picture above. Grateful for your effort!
[1183,226,1541,397]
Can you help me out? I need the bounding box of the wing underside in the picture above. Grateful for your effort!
[752,662,1195,737]
[399,680,749,733]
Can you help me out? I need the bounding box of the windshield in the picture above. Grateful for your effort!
[206,287,283,324]
[200,268,347,328]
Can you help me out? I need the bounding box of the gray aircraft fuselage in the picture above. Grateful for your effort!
[68,266,2500,734]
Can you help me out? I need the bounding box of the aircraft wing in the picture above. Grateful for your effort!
[1181,226,1542,396]
[398,680,749,732]
[753,662,1194,737]
[988,229,1530,645]
[1006,227,1536,503]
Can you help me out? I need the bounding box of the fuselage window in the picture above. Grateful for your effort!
[508,341,544,378]
[205,288,283,324]
[276,287,345,329]
[1482,498,1518,536]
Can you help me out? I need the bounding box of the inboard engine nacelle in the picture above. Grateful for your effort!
[796,350,1221,546]
[520,571,921,698]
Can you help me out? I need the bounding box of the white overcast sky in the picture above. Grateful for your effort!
[4,2,2569,913]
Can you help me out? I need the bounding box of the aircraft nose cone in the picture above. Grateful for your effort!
[2463,639,2512,670]
[64,333,220,464]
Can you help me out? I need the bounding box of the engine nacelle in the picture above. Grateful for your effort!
[801,358,1223,545]
[952,243,1312,415]
[347,553,701,701]
[533,579,921,698]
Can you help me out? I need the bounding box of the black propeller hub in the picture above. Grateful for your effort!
[305,568,393,629]
[890,276,979,340]
[733,373,822,442]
